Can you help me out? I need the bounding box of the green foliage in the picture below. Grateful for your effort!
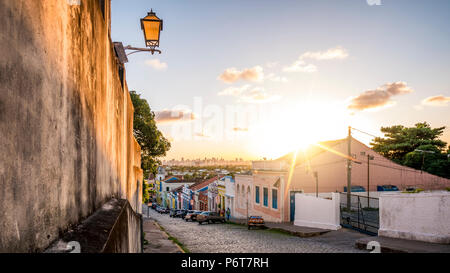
[371,122,450,178]
[130,91,171,179]
[142,181,150,204]
[167,236,190,253]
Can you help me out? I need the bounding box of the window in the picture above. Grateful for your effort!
[272,189,278,209]
[255,186,260,204]
[263,188,268,207]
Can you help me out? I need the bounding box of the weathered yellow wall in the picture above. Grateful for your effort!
[0,0,143,252]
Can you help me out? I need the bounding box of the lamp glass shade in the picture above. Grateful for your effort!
[141,11,163,48]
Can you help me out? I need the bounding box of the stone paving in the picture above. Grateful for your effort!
[143,218,183,253]
[144,207,368,253]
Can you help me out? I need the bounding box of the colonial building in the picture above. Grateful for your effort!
[208,181,219,212]
[235,137,450,223]
[224,176,236,217]
[156,166,167,181]
[158,176,194,208]
[218,178,226,215]
[189,176,223,211]
[198,191,209,211]
[181,184,194,210]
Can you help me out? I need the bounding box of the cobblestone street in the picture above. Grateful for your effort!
[144,207,368,253]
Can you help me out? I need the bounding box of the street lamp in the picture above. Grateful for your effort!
[414,149,435,173]
[313,172,319,198]
[141,10,163,49]
[124,9,163,56]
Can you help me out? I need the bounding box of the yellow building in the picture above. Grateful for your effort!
[218,179,226,216]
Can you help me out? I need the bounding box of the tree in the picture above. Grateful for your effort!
[371,122,450,178]
[142,181,150,204]
[130,91,171,179]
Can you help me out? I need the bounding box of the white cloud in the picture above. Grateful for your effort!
[284,46,348,73]
[155,109,197,124]
[347,82,413,111]
[145,59,168,71]
[218,66,264,84]
[421,95,450,107]
[300,46,349,61]
[283,60,318,73]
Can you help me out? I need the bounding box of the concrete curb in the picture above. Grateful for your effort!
[227,219,330,238]
[356,236,450,253]
[153,220,186,253]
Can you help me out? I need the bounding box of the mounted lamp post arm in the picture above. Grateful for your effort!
[124,45,161,56]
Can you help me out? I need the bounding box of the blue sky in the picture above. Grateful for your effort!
[112,0,450,160]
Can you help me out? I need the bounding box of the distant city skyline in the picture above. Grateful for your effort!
[112,0,450,160]
[163,157,252,167]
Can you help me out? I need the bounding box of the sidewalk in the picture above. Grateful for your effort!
[142,218,184,253]
[229,218,331,238]
[356,236,450,253]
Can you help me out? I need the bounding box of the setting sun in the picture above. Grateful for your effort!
[248,101,368,159]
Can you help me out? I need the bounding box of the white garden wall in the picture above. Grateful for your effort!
[294,193,341,230]
[379,191,450,244]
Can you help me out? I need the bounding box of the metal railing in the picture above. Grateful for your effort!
[339,193,379,235]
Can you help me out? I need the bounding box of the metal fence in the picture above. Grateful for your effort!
[339,193,379,235]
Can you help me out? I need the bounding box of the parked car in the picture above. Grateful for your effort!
[157,206,169,214]
[377,185,399,191]
[176,210,188,218]
[197,211,225,225]
[404,187,424,193]
[247,216,265,230]
[343,186,366,192]
[162,207,170,214]
[157,206,164,214]
[184,210,202,222]
[169,209,179,217]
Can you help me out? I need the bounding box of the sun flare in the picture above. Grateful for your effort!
[248,101,368,159]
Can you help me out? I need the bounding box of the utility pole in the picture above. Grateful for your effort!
[347,126,352,211]
[246,196,249,224]
[314,172,319,198]
[367,154,374,208]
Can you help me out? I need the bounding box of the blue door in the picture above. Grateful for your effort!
[290,191,302,222]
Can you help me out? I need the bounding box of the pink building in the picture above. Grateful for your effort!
[235,137,450,223]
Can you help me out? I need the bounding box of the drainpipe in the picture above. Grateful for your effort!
[140,213,144,253]
[347,126,352,211]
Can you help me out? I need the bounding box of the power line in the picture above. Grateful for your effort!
[350,127,379,138]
